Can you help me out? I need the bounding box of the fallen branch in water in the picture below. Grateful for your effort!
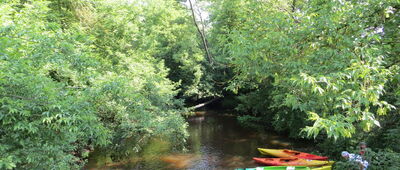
[190,97,219,110]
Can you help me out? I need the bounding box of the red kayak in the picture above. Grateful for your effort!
[252,157,333,167]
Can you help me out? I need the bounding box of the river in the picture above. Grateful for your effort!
[86,110,313,170]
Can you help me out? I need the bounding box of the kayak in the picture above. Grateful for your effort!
[311,166,332,170]
[257,148,328,160]
[235,166,311,170]
[253,157,334,167]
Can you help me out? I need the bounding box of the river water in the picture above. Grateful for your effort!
[86,111,313,170]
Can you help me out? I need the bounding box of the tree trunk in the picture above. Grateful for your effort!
[190,97,219,110]
[188,0,214,66]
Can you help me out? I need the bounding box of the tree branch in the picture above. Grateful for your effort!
[188,0,214,66]
[190,97,219,110]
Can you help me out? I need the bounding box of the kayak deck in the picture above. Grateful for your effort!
[257,148,328,160]
[253,157,333,167]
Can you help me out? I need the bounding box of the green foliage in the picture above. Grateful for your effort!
[364,116,400,153]
[89,0,215,99]
[0,2,109,169]
[316,138,351,160]
[209,0,248,62]
[382,125,400,152]
[237,115,263,130]
[210,0,399,139]
[333,150,400,170]
[0,0,199,168]
[365,150,400,170]
[333,161,361,170]
[1,0,398,168]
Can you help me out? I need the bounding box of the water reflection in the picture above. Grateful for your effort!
[160,154,201,169]
[86,111,313,170]
[270,140,291,147]
[187,116,205,123]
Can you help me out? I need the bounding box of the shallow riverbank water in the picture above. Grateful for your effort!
[86,110,314,170]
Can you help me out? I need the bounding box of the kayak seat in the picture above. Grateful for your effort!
[283,150,301,155]
[280,158,298,162]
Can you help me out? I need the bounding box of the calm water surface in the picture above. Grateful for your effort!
[86,111,313,170]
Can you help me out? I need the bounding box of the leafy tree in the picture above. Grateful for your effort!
[210,0,399,139]
[0,0,196,168]
[0,2,109,169]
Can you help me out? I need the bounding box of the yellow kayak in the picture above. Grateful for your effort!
[312,166,332,170]
[257,148,328,160]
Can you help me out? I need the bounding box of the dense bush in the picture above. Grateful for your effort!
[0,0,206,168]
[0,2,109,169]
[333,149,400,170]
[209,0,399,166]
[210,0,399,140]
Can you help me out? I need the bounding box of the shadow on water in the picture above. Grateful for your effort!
[85,110,314,170]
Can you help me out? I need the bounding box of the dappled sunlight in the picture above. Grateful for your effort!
[220,155,254,168]
[160,154,201,169]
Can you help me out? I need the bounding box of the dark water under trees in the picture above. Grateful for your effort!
[86,110,315,170]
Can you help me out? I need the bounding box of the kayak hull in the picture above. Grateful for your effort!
[311,166,332,170]
[253,157,333,167]
[257,148,328,160]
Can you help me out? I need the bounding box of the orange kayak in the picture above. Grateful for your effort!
[257,148,328,160]
[253,157,333,167]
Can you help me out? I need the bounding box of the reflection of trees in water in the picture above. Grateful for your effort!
[160,154,201,169]
[187,116,205,123]
[270,140,291,148]
[87,113,316,169]
[220,155,254,168]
